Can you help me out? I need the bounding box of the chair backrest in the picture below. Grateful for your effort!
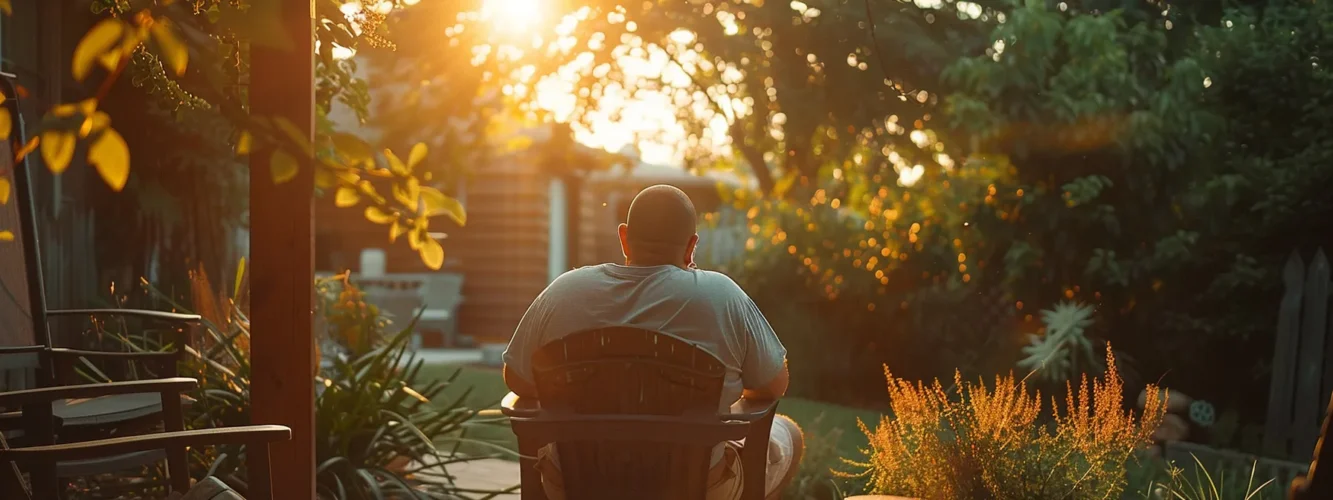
[530,327,728,499]
[0,348,41,397]
[0,73,50,351]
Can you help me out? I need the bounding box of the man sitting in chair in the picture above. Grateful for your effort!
[502,184,804,500]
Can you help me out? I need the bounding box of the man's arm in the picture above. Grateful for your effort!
[731,282,790,401]
[742,358,789,401]
[503,364,539,399]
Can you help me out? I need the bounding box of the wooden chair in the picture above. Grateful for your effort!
[1,421,290,500]
[0,72,203,495]
[501,327,779,500]
[0,354,202,496]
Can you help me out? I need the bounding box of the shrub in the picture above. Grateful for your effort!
[1139,455,1278,500]
[839,346,1165,499]
[80,265,516,499]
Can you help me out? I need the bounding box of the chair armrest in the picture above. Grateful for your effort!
[48,348,178,363]
[0,377,197,408]
[724,398,779,422]
[500,392,540,418]
[0,346,45,356]
[45,309,201,323]
[0,425,290,463]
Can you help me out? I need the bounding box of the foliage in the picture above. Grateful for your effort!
[782,413,852,500]
[839,346,1165,500]
[0,0,464,269]
[86,264,517,499]
[1017,302,1102,384]
[1138,455,1277,500]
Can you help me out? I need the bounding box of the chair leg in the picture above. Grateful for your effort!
[741,412,776,500]
[161,391,191,493]
[30,463,59,500]
[517,435,547,500]
[248,443,273,500]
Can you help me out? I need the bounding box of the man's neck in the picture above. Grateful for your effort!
[624,259,687,270]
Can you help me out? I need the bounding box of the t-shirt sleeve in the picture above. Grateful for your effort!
[732,290,787,390]
[502,290,553,385]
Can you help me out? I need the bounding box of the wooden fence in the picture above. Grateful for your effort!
[1264,249,1332,462]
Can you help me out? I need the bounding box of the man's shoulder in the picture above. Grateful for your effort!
[691,269,751,300]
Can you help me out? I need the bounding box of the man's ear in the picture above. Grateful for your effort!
[684,233,700,267]
[618,223,632,262]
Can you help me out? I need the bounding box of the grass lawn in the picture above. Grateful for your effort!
[416,363,882,463]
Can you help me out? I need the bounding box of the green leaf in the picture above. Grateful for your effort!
[40,130,76,174]
[419,236,444,270]
[72,19,126,81]
[407,142,427,170]
[88,127,130,191]
[150,20,188,76]
[335,187,360,207]
[270,149,299,184]
[420,187,466,225]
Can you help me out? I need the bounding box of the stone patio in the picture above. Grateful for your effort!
[417,457,521,498]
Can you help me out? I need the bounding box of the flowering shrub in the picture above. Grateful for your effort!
[840,346,1165,499]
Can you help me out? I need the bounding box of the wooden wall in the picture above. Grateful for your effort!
[452,157,552,344]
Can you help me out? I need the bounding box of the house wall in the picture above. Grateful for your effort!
[453,156,553,344]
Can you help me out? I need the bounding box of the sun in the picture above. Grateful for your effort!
[481,0,545,35]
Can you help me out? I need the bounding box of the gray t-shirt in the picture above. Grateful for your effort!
[502,263,787,412]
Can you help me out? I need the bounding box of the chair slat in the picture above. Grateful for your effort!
[513,327,764,500]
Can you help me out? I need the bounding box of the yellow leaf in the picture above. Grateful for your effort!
[150,20,188,76]
[272,117,312,157]
[0,178,9,204]
[408,225,424,250]
[383,149,407,176]
[77,99,97,116]
[40,130,76,174]
[88,127,130,191]
[0,231,12,242]
[364,206,396,224]
[314,168,336,190]
[331,133,373,165]
[334,187,360,207]
[407,142,427,170]
[392,177,420,208]
[389,220,409,242]
[0,108,10,140]
[0,0,12,15]
[234,256,246,300]
[420,187,466,225]
[270,149,299,184]
[51,103,79,118]
[14,137,38,161]
[419,236,444,270]
[235,130,253,155]
[72,19,126,81]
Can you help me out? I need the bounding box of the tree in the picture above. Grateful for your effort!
[0,0,465,270]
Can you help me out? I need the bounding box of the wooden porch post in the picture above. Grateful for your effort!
[249,0,316,498]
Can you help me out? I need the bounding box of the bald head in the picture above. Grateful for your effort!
[619,185,699,267]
